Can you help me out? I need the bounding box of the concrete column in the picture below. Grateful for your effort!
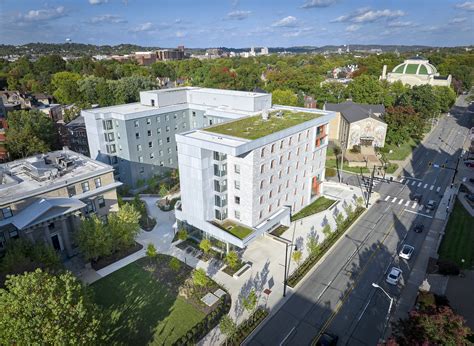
[43,224,53,247]
[226,242,230,253]
[60,217,73,257]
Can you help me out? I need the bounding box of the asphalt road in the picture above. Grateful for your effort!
[248,98,473,346]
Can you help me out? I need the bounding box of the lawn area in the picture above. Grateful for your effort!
[326,158,370,174]
[291,196,336,221]
[204,110,322,140]
[383,137,419,161]
[214,220,254,239]
[91,257,207,345]
[438,199,474,269]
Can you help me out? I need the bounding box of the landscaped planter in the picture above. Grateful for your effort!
[91,242,143,271]
[224,307,269,346]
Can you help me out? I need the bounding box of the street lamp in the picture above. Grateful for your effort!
[339,140,346,183]
[283,241,297,297]
[372,283,393,341]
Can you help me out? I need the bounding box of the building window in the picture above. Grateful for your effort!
[270,175,274,184]
[268,204,272,213]
[156,116,161,123]
[167,137,170,143]
[97,196,106,208]
[279,170,282,179]
[157,128,161,134]
[158,139,163,145]
[278,184,282,193]
[287,152,291,160]
[151,100,155,106]
[159,150,163,156]
[103,120,113,130]
[106,144,116,154]
[234,181,240,190]
[280,140,284,149]
[279,156,283,164]
[94,178,102,188]
[271,160,276,169]
[147,130,152,136]
[168,158,173,164]
[192,111,196,117]
[259,210,263,219]
[234,210,240,219]
[260,164,265,174]
[149,141,153,148]
[0,233,5,249]
[137,144,142,151]
[235,196,240,204]
[298,133,301,142]
[166,126,170,132]
[234,164,240,174]
[67,185,76,197]
[261,147,266,158]
[260,196,264,204]
[139,166,145,173]
[183,122,187,128]
[307,130,310,138]
[209,120,213,125]
[269,190,273,198]
[1,207,13,219]
[135,132,140,139]
[260,180,264,189]
[289,137,292,145]
[138,156,143,163]
[167,147,172,154]
[81,181,90,192]
[160,161,164,166]
[271,144,275,153]
[297,148,300,156]
[9,228,19,239]
[85,200,95,214]
[134,120,139,127]
[107,132,115,141]
[165,114,170,121]
[150,152,155,159]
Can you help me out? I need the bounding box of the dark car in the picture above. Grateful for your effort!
[413,194,422,203]
[466,194,474,202]
[414,224,424,233]
[316,333,339,346]
[469,178,474,184]
[465,162,474,168]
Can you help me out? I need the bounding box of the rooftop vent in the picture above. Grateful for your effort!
[262,109,269,121]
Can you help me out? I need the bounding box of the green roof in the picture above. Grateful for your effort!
[405,64,419,74]
[203,110,322,140]
[418,65,428,75]
[212,220,254,239]
[393,64,405,73]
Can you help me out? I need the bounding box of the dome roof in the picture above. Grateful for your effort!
[391,58,438,75]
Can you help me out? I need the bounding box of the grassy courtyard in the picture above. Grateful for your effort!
[291,196,336,221]
[91,256,209,345]
[438,199,474,269]
[383,137,419,161]
[326,158,370,174]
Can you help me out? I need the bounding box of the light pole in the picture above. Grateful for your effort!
[372,283,393,341]
[339,140,346,183]
[283,241,298,297]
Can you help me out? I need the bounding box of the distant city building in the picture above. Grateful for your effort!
[0,149,121,255]
[260,47,269,55]
[0,91,33,110]
[176,105,335,249]
[381,56,452,87]
[134,51,158,66]
[156,46,185,61]
[304,95,317,109]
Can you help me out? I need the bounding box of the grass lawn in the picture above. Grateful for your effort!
[215,220,254,239]
[438,199,474,269]
[91,259,205,345]
[291,196,336,221]
[383,137,419,161]
[326,158,370,174]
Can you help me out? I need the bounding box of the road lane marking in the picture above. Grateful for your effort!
[411,181,416,186]
[430,185,434,191]
[404,209,433,218]
[405,200,410,206]
[280,326,296,345]
[385,196,390,201]
[423,184,428,189]
[392,197,397,203]
[398,199,403,205]
[436,187,441,192]
[412,202,417,209]
[417,182,422,187]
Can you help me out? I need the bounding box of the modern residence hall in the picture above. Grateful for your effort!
[176,106,335,250]
[0,149,121,257]
[82,87,272,187]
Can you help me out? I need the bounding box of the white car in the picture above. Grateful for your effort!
[399,244,415,260]
[386,267,403,285]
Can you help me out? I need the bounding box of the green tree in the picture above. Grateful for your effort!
[0,269,101,345]
[177,228,188,241]
[220,315,237,343]
[355,196,365,209]
[343,204,354,218]
[322,224,332,238]
[409,84,440,119]
[226,250,239,269]
[76,215,111,262]
[433,86,456,113]
[5,110,58,159]
[169,257,181,272]
[306,235,319,255]
[192,268,209,287]
[199,239,212,254]
[314,81,347,104]
[242,289,258,313]
[335,212,345,230]
[146,243,157,259]
[272,89,298,106]
[159,184,169,199]
[347,75,385,104]
[107,203,141,251]
[292,250,302,265]
[51,71,82,104]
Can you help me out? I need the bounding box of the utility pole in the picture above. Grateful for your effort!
[283,241,289,297]
[451,155,462,185]
[339,140,345,183]
[366,165,376,208]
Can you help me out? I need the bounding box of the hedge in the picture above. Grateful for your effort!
[325,167,336,178]
[287,206,365,287]
[225,308,269,346]
[173,293,231,346]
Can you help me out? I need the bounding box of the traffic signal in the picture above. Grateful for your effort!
[442,164,446,169]
[429,162,432,167]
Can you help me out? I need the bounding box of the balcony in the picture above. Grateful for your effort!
[214,180,227,193]
[213,152,227,161]
[214,195,228,207]
[213,164,227,177]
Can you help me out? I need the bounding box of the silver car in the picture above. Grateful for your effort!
[399,244,415,260]
[386,267,402,285]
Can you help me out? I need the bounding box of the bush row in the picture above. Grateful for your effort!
[287,206,365,287]
[225,308,269,346]
[173,293,231,346]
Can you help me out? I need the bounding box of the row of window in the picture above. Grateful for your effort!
[137,155,173,164]
[135,128,181,139]
[259,130,313,159]
[133,113,187,128]
[68,178,102,197]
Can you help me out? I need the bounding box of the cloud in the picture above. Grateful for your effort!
[450,17,467,23]
[89,14,127,24]
[455,1,474,11]
[387,21,414,28]
[346,24,360,32]
[283,26,313,37]
[89,0,108,5]
[21,6,66,21]
[176,31,186,38]
[129,22,154,33]
[331,7,404,23]
[226,10,252,20]
[272,16,298,27]
[301,0,336,9]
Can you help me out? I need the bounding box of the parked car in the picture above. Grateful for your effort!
[413,194,422,203]
[465,162,474,168]
[469,178,474,184]
[316,333,339,346]
[386,267,403,285]
[425,200,437,210]
[466,194,474,202]
[399,244,415,260]
[413,224,424,233]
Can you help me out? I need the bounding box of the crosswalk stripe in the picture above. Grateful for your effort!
[419,205,424,211]
[392,197,397,203]
[385,196,390,201]
[417,182,422,187]
[423,183,428,189]
[398,199,403,205]
[405,200,410,206]
[436,187,441,192]
[430,185,434,190]
[401,178,405,183]
[412,202,417,209]
[411,181,416,186]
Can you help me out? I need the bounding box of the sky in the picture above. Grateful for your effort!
[0,0,473,48]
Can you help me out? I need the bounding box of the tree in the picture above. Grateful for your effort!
[199,239,212,255]
[51,71,82,104]
[347,75,385,104]
[292,250,302,265]
[192,268,209,287]
[76,215,111,262]
[107,203,141,251]
[392,305,471,345]
[0,269,101,345]
[306,235,319,255]
[433,86,456,113]
[220,315,237,343]
[177,228,188,241]
[322,224,332,238]
[335,212,345,230]
[169,257,181,272]
[159,184,169,203]
[343,203,354,218]
[355,196,365,209]
[226,251,239,269]
[314,81,347,104]
[5,110,58,159]
[409,84,440,119]
[146,243,157,259]
[242,289,258,314]
[272,89,298,106]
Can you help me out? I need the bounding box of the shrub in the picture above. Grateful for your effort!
[192,268,209,287]
[325,167,336,177]
[169,257,181,272]
[226,251,239,269]
[199,239,212,254]
[177,228,188,241]
[146,243,157,259]
[437,259,460,276]
[350,145,361,153]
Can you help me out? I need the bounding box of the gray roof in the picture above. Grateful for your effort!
[66,115,85,127]
[324,101,385,123]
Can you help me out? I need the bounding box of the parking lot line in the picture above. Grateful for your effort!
[392,197,397,203]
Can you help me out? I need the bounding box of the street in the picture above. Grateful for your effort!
[247,97,473,345]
